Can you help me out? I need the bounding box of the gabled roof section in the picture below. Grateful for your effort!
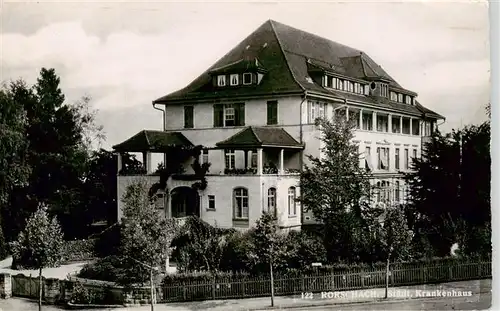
[112,130,194,152]
[154,20,303,104]
[216,127,303,149]
[153,19,444,120]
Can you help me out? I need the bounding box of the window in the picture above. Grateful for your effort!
[412,119,420,136]
[184,106,194,129]
[243,73,252,85]
[288,187,297,216]
[354,83,359,94]
[364,85,370,95]
[267,101,278,125]
[230,74,239,86]
[390,92,398,101]
[362,111,373,131]
[405,96,412,105]
[377,147,390,170]
[267,188,276,215]
[332,77,337,89]
[208,195,216,210]
[398,94,403,103]
[213,103,245,127]
[308,101,315,123]
[318,102,325,119]
[395,181,400,202]
[225,149,235,169]
[392,116,401,133]
[217,75,226,86]
[395,148,400,170]
[381,84,388,97]
[402,117,411,134]
[233,188,249,219]
[338,79,343,90]
[424,121,431,136]
[364,146,373,171]
[202,149,209,164]
[349,109,360,129]
[224,105,235,126]
[348,81,354,92]
[376,114,389,132]
[325,76,332,88]
[251,151,257,168]
[413,149,417,162]
[404,149,409,170]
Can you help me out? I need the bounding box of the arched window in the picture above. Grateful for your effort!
[233,188,249,219]
[267,188,276,215]
[288,187,296,216]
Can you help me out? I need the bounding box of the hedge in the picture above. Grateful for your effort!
[61,239,97,263]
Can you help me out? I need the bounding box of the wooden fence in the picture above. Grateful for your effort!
[162,260,492,302]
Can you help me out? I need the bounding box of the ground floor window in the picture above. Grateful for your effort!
[233,187,249,219]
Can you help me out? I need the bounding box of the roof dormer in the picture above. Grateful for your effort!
[210,58,268,88]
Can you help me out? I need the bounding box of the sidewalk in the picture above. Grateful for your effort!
[120,279,492,311]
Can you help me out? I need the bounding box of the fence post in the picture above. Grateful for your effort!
[211,275,216,300]
[478,262,482,278]
[301,276,305,293]
[449,266,453,280]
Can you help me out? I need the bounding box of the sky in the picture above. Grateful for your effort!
[1,0,491,151]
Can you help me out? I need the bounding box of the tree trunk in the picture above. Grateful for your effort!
[384,256,390,299]
[38,266,42,311]
[270,258,275,307]
[150,268,155,311]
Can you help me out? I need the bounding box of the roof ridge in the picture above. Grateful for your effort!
[249,126,263,144]
[269,20,306,92]
[210,59,245,72]
[360,54,369,77]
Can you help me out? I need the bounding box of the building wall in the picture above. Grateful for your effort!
[116,174,300,230]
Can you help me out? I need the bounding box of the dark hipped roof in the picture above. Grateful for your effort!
[216,127,303,149]
[154,20,444,120]
[112,130,194,152]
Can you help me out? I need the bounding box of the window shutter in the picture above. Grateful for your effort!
[213,104,223,127]
[236,103,245,126]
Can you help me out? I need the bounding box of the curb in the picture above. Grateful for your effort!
[249,289,492,310]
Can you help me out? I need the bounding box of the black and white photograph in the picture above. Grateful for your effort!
[0,1,495,310]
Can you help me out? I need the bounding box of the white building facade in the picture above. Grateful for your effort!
[113,20,444,229]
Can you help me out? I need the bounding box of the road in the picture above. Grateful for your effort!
[0,293,492,311]
[293,292,492,310]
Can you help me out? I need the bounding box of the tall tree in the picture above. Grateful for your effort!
[299,114,372,262]
[0,81,32,258]
[10,205,63,311]
[4,68,104,240]
[406,119,491,257]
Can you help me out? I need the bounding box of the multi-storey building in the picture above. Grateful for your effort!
[113,20,444,229]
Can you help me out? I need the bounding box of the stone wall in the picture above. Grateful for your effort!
[2,273,158,307]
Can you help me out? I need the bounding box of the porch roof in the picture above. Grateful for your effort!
[112,130,194,152]
[216,126,304,149]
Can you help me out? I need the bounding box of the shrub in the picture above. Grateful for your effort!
[77,256,122,283]
[62,239,97,262]
[285,230,327,270]
[94,224,122,257]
